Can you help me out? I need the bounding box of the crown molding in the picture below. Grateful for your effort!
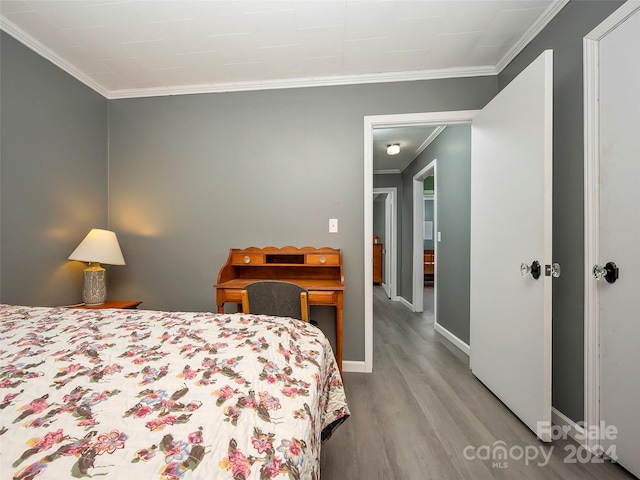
[0,13,495,100]
[0,17,110,98]
[2,0,569,100]
[397,126,447,172]
[495,0,570,73]
[106,66,497,99]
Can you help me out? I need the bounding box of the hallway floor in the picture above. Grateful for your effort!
[320,286,635,479]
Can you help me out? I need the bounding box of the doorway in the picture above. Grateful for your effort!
[363,110,478,372]
[373,187,397,300]
[412,160,436,315]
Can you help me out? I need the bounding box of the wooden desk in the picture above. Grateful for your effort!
[214,246,345,371]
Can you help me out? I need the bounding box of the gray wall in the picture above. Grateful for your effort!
[402,125,472,344]
[373,195,386,246]
[107,80,496,362]
[0,0,622,423]
[0,32,108,306]
[384,0,623,420]
[498,0,623,424]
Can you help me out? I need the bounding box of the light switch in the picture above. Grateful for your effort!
[329,218,338,233]
[437,231,442,242]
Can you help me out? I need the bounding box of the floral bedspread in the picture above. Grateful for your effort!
[0,304,349,480]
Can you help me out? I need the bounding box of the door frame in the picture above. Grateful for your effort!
[364,110,478,372]
[412,161,436,313]
[373,187,398,300]
[584,1,640,454]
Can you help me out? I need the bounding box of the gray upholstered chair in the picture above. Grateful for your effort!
[241,280,309,322]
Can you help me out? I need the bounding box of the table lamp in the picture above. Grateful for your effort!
[68,228,126,305]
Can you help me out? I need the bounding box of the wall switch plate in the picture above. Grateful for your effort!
[329,218,338,233]
[437,231,442,242]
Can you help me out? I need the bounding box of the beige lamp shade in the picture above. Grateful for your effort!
[68,229,125,305]
[68,229,125,265]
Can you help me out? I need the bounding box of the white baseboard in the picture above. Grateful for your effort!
[397,296,413,310]
[552,408,586,446]
[342,360,367,373]
[434,321,470,356]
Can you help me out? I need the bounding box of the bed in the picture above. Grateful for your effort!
[0,304,349,480]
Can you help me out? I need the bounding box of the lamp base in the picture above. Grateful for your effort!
[83,263,106,305]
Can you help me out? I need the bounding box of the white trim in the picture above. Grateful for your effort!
[364,110,479,373]
[552,408,587,447]
[585,1,639,39]
[495,0,570,72]
[396,295,413,311]
[0,17,110,98]
[413,160,436,314]
[0,14,494,100]
[0,1,567,100]
[106,67,496,99]
[583,0,640,454]
[396,126,447,173]
[417,127,446,162]
[583,27,601,457]
[341,360,367,373]
[364,118,375,373]
[373,187,398,301]
[434,322,470,356]
[366,111,479,130]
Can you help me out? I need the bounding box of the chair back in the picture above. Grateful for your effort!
[241,280,309,322]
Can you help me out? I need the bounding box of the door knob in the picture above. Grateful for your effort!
[520,260,541,279]
[593,262,618,284]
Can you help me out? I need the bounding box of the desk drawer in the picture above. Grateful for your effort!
[219,289,243,304]
[307,253,340,265]
[232,253,264,265]
[309,290,338,305]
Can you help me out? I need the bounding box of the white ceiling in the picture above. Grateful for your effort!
[373,125,443,173]
[0,0,567,172]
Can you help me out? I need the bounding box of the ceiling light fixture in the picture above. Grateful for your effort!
[386,144,400,155]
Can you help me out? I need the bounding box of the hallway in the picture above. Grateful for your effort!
[320,286,634,479]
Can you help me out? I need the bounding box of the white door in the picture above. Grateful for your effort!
[597,7,640,476]
[470,50,553,441]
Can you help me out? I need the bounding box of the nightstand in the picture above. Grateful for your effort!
[68,300,142,310]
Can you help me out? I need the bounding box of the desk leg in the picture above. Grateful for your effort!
[215,290,224,314]
[336,293,343,374]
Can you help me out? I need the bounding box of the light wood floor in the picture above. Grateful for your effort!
[320,286,636,480]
